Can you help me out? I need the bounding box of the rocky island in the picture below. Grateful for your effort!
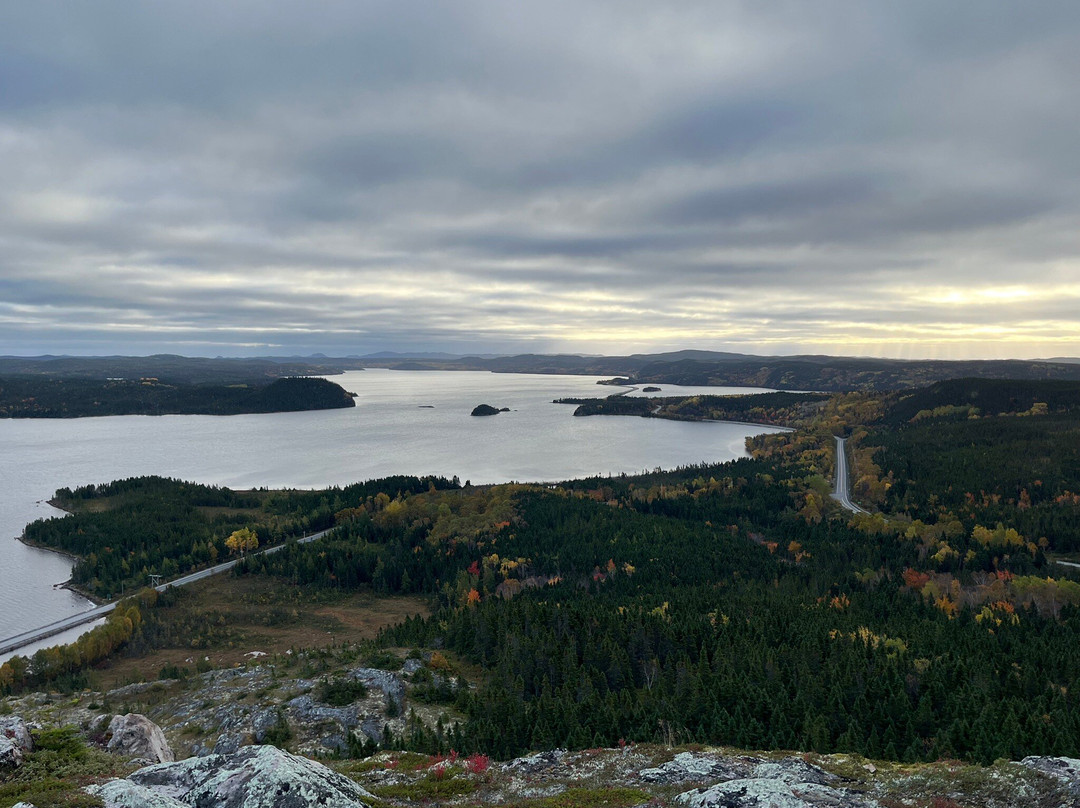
[470,404,509,416]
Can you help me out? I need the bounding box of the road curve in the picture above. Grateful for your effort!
[831,436,868,514]
[0,526,336,657]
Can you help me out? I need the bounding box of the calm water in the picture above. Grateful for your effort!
[0,370,782,645]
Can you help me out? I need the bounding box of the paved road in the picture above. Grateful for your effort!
[831,435,868,514]
[0,526,336,657]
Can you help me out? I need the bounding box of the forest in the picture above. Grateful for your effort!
[9,377,1080,766]
[0,376,356,418]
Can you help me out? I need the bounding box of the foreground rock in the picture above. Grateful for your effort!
[677,777,878,808]
[0,716,33,768]
[116,744,375,808]
[87,778,188,808]
[640,750,756,784]
[1020,756,1080,797]
[107,713,175,763]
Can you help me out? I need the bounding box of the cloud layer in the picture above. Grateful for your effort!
[2,1,1080,358]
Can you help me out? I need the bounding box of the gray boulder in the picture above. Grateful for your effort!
[640,751,756,784]
[677,778,877,808]
[0,716,33,768]
[128,744,375,808]
[107,713,175,763]
[505,748,568,775]
[752,758,836,786]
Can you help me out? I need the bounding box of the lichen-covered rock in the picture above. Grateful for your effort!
[751,758,836,786]
[0,716,34,768]
[1019,756,1080,796]
[0,737,24,768]
[0,716,34,754]
[128,744,375,807]
[505,748,568,775]
[677,777,878,808]
[86,778,188,808]
[107,713,175,763]
[640,751,757,784]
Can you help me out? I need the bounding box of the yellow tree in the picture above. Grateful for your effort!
[226,527,259,557]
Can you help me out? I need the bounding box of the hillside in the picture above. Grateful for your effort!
[4,676,1079,807]
[363,350,1080,391]
[6,378,1080,805]
[0,354,345,384]
[10,351,1080,394]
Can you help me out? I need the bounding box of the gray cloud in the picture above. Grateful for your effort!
[2,1,1080,358]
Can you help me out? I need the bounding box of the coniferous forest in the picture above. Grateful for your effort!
[7,378,1080,765]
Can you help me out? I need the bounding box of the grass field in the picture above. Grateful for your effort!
[90,575,430,689]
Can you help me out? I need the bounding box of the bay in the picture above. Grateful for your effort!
[0,370,783,643]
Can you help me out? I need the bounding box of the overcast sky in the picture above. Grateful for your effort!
[2,2,1079,359]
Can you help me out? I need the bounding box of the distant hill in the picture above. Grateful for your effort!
[9,350,1080,392]
[878,377,1080,426]
[358,351,505,360]
[0,354,344,384]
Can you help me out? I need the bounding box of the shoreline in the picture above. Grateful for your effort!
[16,499,106,607]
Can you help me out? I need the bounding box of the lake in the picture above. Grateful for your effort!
[0,370,783,647]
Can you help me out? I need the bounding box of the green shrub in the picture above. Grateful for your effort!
[316,677,369,706]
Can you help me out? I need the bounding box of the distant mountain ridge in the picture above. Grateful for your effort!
[6,350,1080,392]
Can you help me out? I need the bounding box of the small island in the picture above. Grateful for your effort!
[470,404,509,416]
[643,386,662,392]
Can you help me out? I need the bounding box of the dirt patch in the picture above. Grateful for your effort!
[313,597,427,632]
[89,576,430,689]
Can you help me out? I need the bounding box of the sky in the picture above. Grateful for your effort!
[2,2,1080,360]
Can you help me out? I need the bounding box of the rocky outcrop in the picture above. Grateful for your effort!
[750,758,836,786]
[285,695,363,751]
[349,667,406,712]
[504,748,569,776]
[1020,756,1080,797]
[676,777,878,808]
[107,713,174,763]
[640,751,756,784]
[122,744,375,808]
[0,716,33,768]
[662,755,874,808]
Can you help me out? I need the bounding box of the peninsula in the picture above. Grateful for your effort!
[0,376,356,418]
